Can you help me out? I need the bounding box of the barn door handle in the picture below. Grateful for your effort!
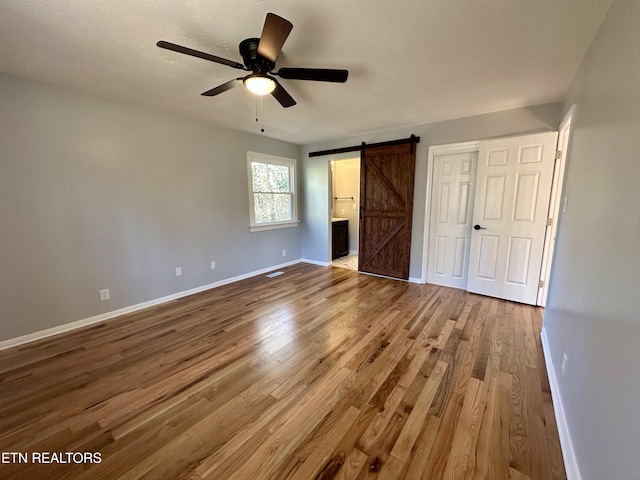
[360,206,363,219]
[473,224,486,230]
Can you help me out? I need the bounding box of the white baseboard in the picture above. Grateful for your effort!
[541,328,582,480]
[302,258,420,285]
[301,258,330,267]
[348,250,358,256]
[0,259,303,352]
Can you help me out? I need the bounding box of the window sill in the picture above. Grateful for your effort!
[249,221,300,233]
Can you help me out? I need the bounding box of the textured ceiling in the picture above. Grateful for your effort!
[0,0,612,144]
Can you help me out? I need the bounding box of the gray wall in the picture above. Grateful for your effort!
[0,73,301,342]
[543,0,640,478]
[300,103,562,278]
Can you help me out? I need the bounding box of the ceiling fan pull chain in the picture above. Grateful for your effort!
[260,97,265,133]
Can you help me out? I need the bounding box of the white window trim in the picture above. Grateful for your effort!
[247,151,299,232]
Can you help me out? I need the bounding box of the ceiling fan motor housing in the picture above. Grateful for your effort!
[239,38,275,73]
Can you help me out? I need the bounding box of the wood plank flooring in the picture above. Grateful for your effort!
[0,263,566,480]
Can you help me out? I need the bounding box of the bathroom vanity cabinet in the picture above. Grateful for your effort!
[331,218,349,259]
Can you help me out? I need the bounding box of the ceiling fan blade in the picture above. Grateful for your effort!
[257,13,293,63]
[201,78,245,97]
[276,68,349,83]
[271,80,296,108]
[157,41,246,70]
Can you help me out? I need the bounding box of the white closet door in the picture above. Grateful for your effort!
[427,151,477,289]
[466,132,558,305]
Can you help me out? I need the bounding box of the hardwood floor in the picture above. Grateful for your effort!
[0,263,566,480]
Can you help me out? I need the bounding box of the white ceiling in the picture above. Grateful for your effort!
[0,0,612,145]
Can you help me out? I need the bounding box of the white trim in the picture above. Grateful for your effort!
[327,155,361,267]
[307,257,418,282]
[301,258,331,267]
[357,271,413,283]
[431,141,482,156]
[541,328,582,480]
[538,106,575,306]
[249,220,299,232]
[247,151,298,231]
[0,259,303,352]
[422,141,481,283]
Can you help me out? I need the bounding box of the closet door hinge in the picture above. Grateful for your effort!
[538,280,544,288]
[547,217,553,227]
[555,150,562,160]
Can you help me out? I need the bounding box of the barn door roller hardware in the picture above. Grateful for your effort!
[309,134,420,158]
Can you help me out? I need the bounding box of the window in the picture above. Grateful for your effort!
[247,152,298,232]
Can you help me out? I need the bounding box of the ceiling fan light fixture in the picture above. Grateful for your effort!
[244,75,276,95]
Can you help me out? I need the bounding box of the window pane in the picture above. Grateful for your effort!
[253,193,292,223]
[252,162,290,193]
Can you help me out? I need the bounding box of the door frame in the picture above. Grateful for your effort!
[330,156,361,261]
[325,151,363,266]
[422,141,480,284]
[537,106,575,306]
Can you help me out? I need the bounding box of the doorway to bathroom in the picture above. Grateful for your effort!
[330,158,360,270]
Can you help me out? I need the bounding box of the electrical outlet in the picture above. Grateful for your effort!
[561,353,568,376]
[210,261,216,270]
[353,203,357,210]
[99,289,110,301]
[176,267,182,277]
[282,249,286,257]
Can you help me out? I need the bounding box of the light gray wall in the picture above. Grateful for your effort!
[300,103,562,277]
[0,73,301,342]
[543,0,640,478]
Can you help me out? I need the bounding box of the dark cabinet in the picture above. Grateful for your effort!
[332,219,349,259]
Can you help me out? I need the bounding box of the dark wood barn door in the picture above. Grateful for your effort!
[358,142,416,279]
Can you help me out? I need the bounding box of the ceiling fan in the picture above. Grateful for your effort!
[157,13,349,108]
